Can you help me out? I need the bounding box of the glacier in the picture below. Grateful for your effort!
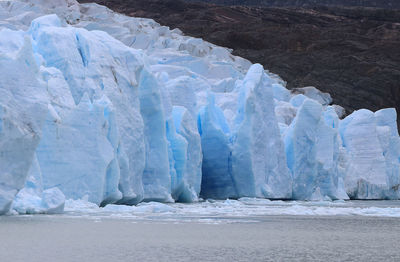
[0,0,399,215]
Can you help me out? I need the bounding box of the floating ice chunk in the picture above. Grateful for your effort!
[102,204,136,213]
[40,188,65,214]
[238,197,272,205]
[12,188,42,214]
[135,202,175,213]
[64,198,100,213]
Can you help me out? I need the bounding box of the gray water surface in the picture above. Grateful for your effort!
[0,214,399,262]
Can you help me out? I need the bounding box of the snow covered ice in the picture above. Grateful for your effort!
[0,0,399,215]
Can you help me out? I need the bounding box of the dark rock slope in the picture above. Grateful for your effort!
[79,0,400,125]
[185,0,400,9]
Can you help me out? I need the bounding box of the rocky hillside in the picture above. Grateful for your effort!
[79,0,400,124]
[184,0,400,9]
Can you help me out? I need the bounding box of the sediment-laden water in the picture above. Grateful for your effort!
[1,200,400,262]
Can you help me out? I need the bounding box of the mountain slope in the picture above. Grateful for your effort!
[184,0,400,9]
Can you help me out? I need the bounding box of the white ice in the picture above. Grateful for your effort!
[0,0,399,215]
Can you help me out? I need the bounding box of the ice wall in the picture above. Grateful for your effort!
[0,0,399,214]
[0,36,48,214]
[339,109,400,199]
[231,64,292,199]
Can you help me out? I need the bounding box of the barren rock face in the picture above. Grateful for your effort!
[79,0,400,127]
[185,0,400,9]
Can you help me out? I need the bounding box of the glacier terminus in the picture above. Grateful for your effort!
[0,0,399,215]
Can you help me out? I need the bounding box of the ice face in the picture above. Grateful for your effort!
[12,154,64,214]
[285,99,322,200]
[36,98,117,205]
[31,14,147,205]
[231,64,292,199]
[0,0,399,215]
[198,64,293,200]
[198,94,236,199]
[168,106,202,202]
[339,109,389,199]
[375,109,400,199]
[315,107,348,200]
[0,36,48,214]
[283,99,349,200]
[139,69,171,202]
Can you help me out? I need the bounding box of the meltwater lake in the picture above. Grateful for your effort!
[1,200,400,262]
